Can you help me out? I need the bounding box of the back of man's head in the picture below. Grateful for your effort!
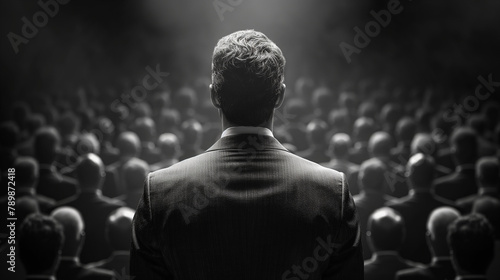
[328,133,351,159]
[406,153,435,190]
[17,197,40,225]
[181,120,202,146]
[476,157,499,189]
[123,158,149,193]
[472,197,500,240]
[76,153,105,190]
[158,133,180,159]
[51,207,85,257]
[116,131,141,158]
[306,120,329,146]
[74,133,100,157]
[34,127,61,164]
[312,87,335,114]
[448,213,494,275]
[358,158,386,192]
[450,127,478,164]
[368,131,393,158]
[14,156,39,189]
[353,117,375,143]
[133,117,157,143]
[410,133,436,156]
[367,207,405,252]
[106,207,135,251]
[211,30,285,126]
[395,117,416,144]
[426,207,461,257]
[19,214,64,275]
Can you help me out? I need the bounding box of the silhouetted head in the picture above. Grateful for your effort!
[123,158,149,193]
[17,197,40,225]
[76,153,105,190]
[448,214,495,275]
[57,112,79,137]
[410,133,436,156]
[181,120,203,147]
[450,127,478,165]
[352,117,375,143]
[358,102,377,120]
[475,157,499,189]
[368,131,393,158]
[328,109,349,134]
[328,133,351,159]
[380,103,402,132]
[106,207,135,251]
[306,120,329,146]
[34,127,61,164]
[14,156,39,189]
[133,117,157,143]
[132,102,152,119]
[158,133,181,159]
[19,214,64,275]
[51,207,85,257]
[74,133,100,156]
[283,98,307,122]
[367,207,405,252]
[174,87,198,111]
[358,158,387,192]
[211,30,286,126]
[312,87,335,115]
[426,207,460,257]
[116,131,141,158]
[395,117,416,144]
[406,153,435,190]
[472,197,500,240]
[0,121,19,149]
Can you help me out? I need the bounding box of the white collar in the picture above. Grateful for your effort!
[221,126,274,138]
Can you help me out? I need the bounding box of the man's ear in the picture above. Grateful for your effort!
[210,84,221,109]
[274,83,286,109]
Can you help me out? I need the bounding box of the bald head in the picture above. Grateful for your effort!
[426,207,460,256]
[51,207,84,256]
[74,133,100,156]
[476,157,499,189]
[369,131,393,158]
[359,158,386,192]
[14,157,38,189]
[367,207,405,251]
[106,207,135,251]
[329,133,351,159]
[396,117,416,143]
[410,133,436,156]
[123,158,149,193]
[406,153,435,189]
[117,131,141,158]
[76,153,105,189]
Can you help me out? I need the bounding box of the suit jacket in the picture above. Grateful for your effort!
[354,191,394,260]
[58,192,125,264]
[296,145,330,164]
[456,190,499,214]
[56,258,115,280]
[37,165,77,202]
[131,133,363,280]
[396,258,456,280]
[433,166,477,202]
[386,191,455,264]
[322,159,360,195]
[364,252,422,280]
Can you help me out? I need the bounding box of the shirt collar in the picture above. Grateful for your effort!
[221,126,274,138]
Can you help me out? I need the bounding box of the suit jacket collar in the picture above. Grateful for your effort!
[207,134,289,153]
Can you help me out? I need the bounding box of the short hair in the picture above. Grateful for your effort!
[427,207,460,253]
[406,153,435,189]
[133,117,157,143]
[472,197,500,240]
[353,117,375,142]
[476,157,499,188]
[74,133,100,156]
[212,30,285,126]
[312,87,336,113]
[395,117,416,143]
[76,153,105,188]
[19,214,64,274]
[450,127,478,163]
[123,158,149,192]
[158,133,180,158]
[306,120,329,145]
[116,131,141,157]
[329,133,351,158]
[181,120,202,146]
[51,207,84,245]
[368,131,393,157]
[359,158,386,191]
[448,213,494,274]
[14,157,39,188]
[106,207,135,251]
[367,207,405,251]
[410,133,436,156]
[34,127,61,164]
[17,197,40,225]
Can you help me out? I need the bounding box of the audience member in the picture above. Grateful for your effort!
[349,117,375,164]
[132,117,161,164]
[392,117,417,164]
[322,133,359,194]
[14,157,55,213]
[150,133,180,171]
[297,120,330,163]
[396,207,461,280]
[119,158,149,209]
[364,207,423,280]
[51,207,115,280]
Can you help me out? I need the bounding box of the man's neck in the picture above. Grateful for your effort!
[220,114,274,132]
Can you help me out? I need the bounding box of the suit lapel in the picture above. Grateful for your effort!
[206,134,289,153]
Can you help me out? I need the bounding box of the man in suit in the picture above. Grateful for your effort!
[131,30,363,279]
[119,158,149,209]
[349,117,375,165]
[354,158,394,260]
[434,127,479,202]
[296,120,330,163]
[396,207,460,280]
[322,133,360,195]
[34,127,78,201]
[457,157,499,214]
[18,214,64,280]
[178,120,204,161]
[59,153,125,264]
[364,207,423,280]
[51,207,116,280]
[387,153,455,264]
[447,214,495,280]
[391,117,417,165]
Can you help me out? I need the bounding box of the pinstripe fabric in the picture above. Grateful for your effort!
[131,134,363,279]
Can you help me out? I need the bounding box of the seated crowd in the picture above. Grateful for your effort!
[0,79,499,280]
